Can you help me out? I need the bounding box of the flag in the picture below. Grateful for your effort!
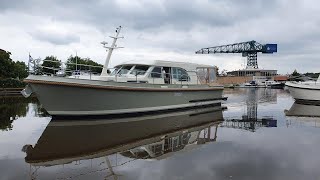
[29,54,34,63]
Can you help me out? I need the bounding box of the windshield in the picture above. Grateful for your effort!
[130,65,149,75]
[117,65,133,75]
[110,68,119,75]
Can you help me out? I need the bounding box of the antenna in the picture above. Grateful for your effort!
[100,26,124,76]
[75,51,78,71]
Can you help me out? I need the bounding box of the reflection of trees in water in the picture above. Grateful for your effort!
[0,97,48,131]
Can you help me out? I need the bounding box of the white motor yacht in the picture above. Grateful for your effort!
[22,26,226,117]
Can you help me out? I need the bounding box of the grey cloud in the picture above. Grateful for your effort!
[0,0,279,31]
[0,0,319,73]
[123,141,314,180]
[29,30,80,45]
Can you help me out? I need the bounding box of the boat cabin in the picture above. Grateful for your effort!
[96,60,217,85]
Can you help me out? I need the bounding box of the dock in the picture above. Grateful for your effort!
[0,88,23,96]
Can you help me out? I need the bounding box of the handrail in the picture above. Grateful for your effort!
[32,61,215,85]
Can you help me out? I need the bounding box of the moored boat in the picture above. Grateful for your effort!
[22,26,226,117]
[285,77,320,101]
[240,76,284,88]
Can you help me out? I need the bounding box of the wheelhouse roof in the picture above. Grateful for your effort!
[115,60,214,71]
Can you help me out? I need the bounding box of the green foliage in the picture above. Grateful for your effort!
[291,69,300,76]
[0,49,28,79]
[41,56,61,75]
[0,49,15,79]
[0,97,42,131]
[304,72,320,79]
[66,56,103,74]
[13,61,28,79]
[0,79,26,88]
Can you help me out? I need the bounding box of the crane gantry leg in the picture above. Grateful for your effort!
[246,52,258,69]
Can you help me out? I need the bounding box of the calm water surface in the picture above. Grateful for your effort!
[1,88,320,180]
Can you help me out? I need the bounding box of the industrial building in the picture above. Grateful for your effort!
[227,69,277,77]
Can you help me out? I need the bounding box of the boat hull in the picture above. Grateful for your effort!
[286,82,320,101]
[270,83,285,89]
[24,76,225,116]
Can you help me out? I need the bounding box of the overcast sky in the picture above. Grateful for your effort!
[0,0,319,74]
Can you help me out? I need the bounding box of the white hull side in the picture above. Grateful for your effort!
[286,82,320,101]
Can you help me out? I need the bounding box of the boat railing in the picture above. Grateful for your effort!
[29,59,106,77]
[32,60,214,85]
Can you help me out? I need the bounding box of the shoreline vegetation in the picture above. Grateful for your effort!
[0,96,47,131]
[0,48,103,88]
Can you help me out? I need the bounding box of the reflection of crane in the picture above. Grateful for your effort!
[195,40,277,69]
[221,89,277,132]
[221,118,277,132]
[245,88,258,120]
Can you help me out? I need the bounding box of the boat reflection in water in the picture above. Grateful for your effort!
[285,101,320,128]
[285,101,320,117]
[23,106,224,179]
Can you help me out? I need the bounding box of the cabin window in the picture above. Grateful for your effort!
[172,67,190,81]
[117,65,133,75]
[150,67,162,78]
[110,67,120,75]
[130,65,149,75]
[196,67,217,84]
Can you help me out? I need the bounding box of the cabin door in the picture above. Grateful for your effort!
[163,67,171,84]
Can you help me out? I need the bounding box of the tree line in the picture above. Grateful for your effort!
[0,49,103,79]
[291,69,319,78]
[0,48,103,87]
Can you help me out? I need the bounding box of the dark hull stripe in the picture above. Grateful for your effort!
[52,103,223,120]
[189,97,228,103]
[296,99,320,105]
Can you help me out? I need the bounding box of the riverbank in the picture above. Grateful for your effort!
[0,88,23,96]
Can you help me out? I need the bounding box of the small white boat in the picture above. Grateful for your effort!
[285,76,320,101]
[240,76,284,88]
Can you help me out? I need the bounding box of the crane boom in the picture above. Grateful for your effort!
[195,40,277,69]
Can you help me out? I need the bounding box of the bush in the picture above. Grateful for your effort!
[0,79,26,88]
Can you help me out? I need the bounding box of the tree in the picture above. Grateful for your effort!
[13,61,28,79]
[0,49,14,79]
[305,72,320,79]
[291,69,300,76]
[0,49,28,79]
[66,56,103,74]
[41,56,61,75]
